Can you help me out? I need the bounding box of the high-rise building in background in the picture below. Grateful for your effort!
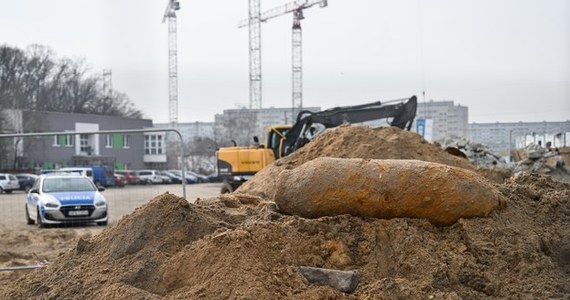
[469,121,570,156]
[154,102,569,165]
[154,122,215,143]
[413,100,469,141]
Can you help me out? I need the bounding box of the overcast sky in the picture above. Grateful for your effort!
[1,0,568,124]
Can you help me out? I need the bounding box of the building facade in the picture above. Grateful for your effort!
[1,109,165,171]
[412,100,469,141]
[468,121,570,156]
[154,121,215,143]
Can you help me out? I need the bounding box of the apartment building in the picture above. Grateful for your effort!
[413,100,469,141]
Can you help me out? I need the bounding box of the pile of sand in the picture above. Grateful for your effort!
[1,174,568,299]
[237,125,509,199]
[1,125,569,299]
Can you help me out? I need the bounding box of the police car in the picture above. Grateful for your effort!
[25,173,108,227]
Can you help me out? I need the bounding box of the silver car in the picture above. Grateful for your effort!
[25,174,108,227]
[0,173,20,194]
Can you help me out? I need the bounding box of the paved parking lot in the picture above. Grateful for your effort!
[0,183,223,230]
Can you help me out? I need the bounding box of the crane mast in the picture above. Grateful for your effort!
[162,0,180,127]
[292,9,303,118]
[239,0,327,115]
[248,0,262,109]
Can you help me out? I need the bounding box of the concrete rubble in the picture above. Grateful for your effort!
[512,144,568,175]
[299,266,359,293]
[435,136,507,169]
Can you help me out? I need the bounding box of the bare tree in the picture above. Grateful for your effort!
[0,46,26,109]
[184,137,217,174]
[88,91,142,118]
[216,109,260,147]
[0,44,143,118]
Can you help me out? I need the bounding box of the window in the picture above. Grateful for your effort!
[63,135,73,147]
[144,135,163,155]
[53,134,73,147]
[123,135,131,148]
[157,135,162,154]
[80,134,91,154]
[106,135,112,148]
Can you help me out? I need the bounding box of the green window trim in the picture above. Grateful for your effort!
[112,134,123,148]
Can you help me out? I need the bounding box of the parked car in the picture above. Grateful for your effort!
[115,170,141,185]
[113,173,126,187]
[15,173,38,192]
[135,170,163,184]
[0,173,20,194]
[206,174,224,183]
[168,170,198,184]
[59,166,115,187]
[159,173,172,184]
[25,173,108,227]
[186,170,209,183]
[159,171,182,184]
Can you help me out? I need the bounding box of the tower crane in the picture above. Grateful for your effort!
[238,0,328,114]
[162,0,181,127]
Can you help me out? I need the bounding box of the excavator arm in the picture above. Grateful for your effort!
[280,95,417,156]
[216,95,417,193]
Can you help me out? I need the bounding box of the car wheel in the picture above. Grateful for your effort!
[97,221,108,226]
[25,205,35,225]
[0,187,4,194]
[36,207,46,228]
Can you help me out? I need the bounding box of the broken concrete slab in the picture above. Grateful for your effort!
[299,266,359,293]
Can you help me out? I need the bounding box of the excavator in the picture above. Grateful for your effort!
[216,95,418,193]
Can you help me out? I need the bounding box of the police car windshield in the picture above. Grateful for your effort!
[42,177,96,193]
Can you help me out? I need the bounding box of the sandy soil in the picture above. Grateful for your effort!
[1,125,569,299]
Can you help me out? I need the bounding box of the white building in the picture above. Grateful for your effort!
[469,121,570,156]
[154,122,215,143]
[412,100,469,141]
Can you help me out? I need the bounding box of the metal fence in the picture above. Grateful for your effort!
[0,129,224,230]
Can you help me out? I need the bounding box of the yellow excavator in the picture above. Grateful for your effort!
[216,95,418,193]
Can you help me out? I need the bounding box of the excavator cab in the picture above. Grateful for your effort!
[266,125,292,159]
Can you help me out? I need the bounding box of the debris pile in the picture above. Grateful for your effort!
[514,144,566,172]
[1,125,569,299]
[435,136,507,169]
[511,144,570,184]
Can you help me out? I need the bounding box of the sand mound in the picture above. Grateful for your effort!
[1,126,569,299]
[1,173,569,299]
[237,125,480,199]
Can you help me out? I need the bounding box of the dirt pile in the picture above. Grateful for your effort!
[1,125,569,299]
[1,173,569,299]
[237,125,482,198]
[0,227,95,286]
